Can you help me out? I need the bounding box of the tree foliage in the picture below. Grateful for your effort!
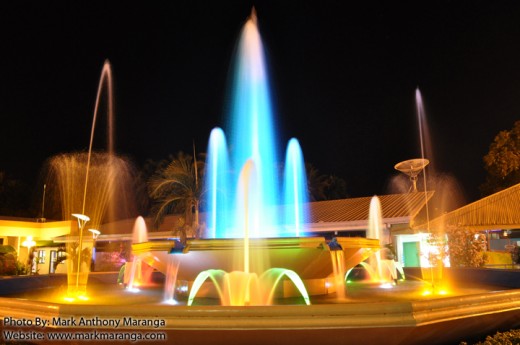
[306,164,349,201]
[148,152,205,243]
[481,120,520,196]
[446,226,487,267]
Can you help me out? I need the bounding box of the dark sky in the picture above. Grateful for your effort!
[1,1,519,205]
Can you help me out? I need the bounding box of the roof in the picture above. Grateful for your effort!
[306,192,434,232]
[97,192,434,237]
[0,219,72,239]
[415,183,520,231]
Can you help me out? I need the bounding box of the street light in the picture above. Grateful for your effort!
[88,229,101,239]
[71,213,90,292]
[72,213,90,224]
[88,229,101,271]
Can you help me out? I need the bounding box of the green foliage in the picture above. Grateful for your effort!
[512,246,520,265]
[148,152,205,242]
[306,164,349,201]
[425,232,449,267]
[0,253,17,275]
[481,120,520,196]
[447,226,487,267]
[0,246,18,275]
[0,245,16,255]
[461,329,520,345]
[15,260,29,275]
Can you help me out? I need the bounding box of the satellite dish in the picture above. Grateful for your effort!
[394,158,429,192]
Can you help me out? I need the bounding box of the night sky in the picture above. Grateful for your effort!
[1,1,520,207]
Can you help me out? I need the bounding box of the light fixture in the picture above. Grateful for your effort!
[22,236,36,249]
[71,213,90,292]
[71,213,90,222]
[71,213,90,231]
[88,229,101,239]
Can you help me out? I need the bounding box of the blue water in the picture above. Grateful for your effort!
[205,128,231,238]
[204,16,308,239]
[283,138,309,237]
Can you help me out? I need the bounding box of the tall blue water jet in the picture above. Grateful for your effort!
[204,10,308,239]
[205,128,231,238]
[283,138,309,237]
[228,10,279,237]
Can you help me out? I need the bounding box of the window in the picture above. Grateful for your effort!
[38,250,46,264]
[50,250,57,274]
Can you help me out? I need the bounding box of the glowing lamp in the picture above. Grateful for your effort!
[22,236,36,249]
[71,213,90,222]
[88,229,101,239]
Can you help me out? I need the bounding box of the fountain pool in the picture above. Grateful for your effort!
[1,274,520,345]
[1,8,520,345]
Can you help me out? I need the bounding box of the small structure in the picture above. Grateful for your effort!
[0,217,72,274]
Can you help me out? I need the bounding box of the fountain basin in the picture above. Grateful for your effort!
[1,285,520,345]
[131,237,380,297]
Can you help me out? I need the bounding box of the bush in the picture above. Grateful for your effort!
[461,329,520,345]
[15,260,29,275]
[447,227,487,267]
[512,246,520,265]
[0,246,17,275]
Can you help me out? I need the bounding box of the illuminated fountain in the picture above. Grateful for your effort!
[1,10,520,345]
[187,160,311,306]
[350,196,405,287]
[204,11,308,239]
[129,9,379,305]
[125,217,153,291]
[44,61,137,300]
[411,89,463,288]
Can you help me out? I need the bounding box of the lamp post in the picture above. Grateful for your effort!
[88,229,101,271]
[71,213,90,293]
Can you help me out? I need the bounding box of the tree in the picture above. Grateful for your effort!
[306,164,329,201]
[323,174,349,200]
[133,156,174,216]
[148,152,205,244]
[481,120,520,196]
[306,164,349,201]
[446,226,487,267]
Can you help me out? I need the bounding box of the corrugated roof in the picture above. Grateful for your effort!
[304,192,433,232]
[416,183,520,231]
[307,192,433,224]
[96,192,433,236]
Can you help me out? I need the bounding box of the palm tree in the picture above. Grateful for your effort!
[305,164,330,201]
[148,152,205,244]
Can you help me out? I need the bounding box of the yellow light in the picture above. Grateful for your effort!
[88,229,101,239]
[64,296,75,302]
[71,213,90,222]
[78,295,89,301]
[22,236,36,248]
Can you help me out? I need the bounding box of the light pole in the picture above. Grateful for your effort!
[71,213,90,293]
[88,229,101,271]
